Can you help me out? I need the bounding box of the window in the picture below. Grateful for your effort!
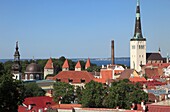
[30,74,34,80]
[132,45,135,49]
[25,74,28,80]
[36,74,39,80]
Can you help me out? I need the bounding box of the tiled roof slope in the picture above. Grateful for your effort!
[62,59,69,68]
[44,58,54,69]
[75,61,81,68]
[53,71,94,83]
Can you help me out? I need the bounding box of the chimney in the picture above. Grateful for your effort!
[111,40,114,65]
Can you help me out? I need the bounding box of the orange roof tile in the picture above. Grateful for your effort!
[93,78,106,84]
[75,61,81,68]
[62,59,69,68]
[85,58,91,68]
[53,71,94,83]
[129,77,146,82]
[44,58,54,69]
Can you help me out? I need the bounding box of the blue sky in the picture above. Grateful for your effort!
[0,0,170,59]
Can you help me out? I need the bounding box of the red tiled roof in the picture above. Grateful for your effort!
[85,58,91,68]
[44,58,54,69]
[145,63,170,69]
[147,104,170,112]
[53,71,94,83]
[51,104,81,109]
[145,68,162,79]
[93,78,106,84]
[129,77,146,82]
[62,59,69,68]
[46,76,54,80]
[18,96,56,112]
[75,61,81,68]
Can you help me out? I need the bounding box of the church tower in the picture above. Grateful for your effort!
[130,0,146,72]
[12,41,22,80]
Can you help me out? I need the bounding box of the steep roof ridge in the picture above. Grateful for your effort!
[44,57,54,69]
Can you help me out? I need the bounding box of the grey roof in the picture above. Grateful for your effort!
[146,53,163,60]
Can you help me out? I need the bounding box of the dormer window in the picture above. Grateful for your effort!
[81,79,85,83]
[68,79,73,83]
[56,79,61,82]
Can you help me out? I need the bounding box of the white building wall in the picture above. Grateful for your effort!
[130,40,146,72]
[13,73,22,80]
[44,69,54,79]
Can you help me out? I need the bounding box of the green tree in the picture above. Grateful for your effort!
[0,63,4,76]
[81,81,105,108]
[0,74,25,112]
[53,82,74,104]
[24,82,45,97]
[103,79,148,109]
[75,86,83,104]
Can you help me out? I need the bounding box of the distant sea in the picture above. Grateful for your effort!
[0,57,130,67]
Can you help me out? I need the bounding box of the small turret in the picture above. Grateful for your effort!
[62,59,69,71]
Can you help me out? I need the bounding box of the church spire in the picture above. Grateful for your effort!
[14,41,20,61]
[133,0,143,39]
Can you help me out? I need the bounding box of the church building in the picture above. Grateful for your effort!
[11,41,22,80]
[130,0,166,72]
[130,0,146,72]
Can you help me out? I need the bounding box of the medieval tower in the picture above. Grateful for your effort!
[130,0,146,72]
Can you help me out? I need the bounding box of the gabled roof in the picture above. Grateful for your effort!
[119,69,134,79]
[23,96,55,107]
[44,58,54,69]
[75,61,81,68]
[53,71,94,83]
[62,59,69,68]
[18,96,56,112]
[146,53,163,60]
[85,58,91,68]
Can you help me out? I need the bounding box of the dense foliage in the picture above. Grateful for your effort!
[81,81,106,108]
[80,80,148,109]
[24,82,46,97]
[53,81,75,104]
[0,73,25,112]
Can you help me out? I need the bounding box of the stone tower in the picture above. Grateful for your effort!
[130,0,146,72]
[11,41,22,80]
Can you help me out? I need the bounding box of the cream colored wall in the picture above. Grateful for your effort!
[44,69,54,79]
[130,40,146,72]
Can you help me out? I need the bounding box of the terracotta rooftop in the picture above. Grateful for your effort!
[129,77,146,82]
[62,59,69,68]
[53,71,94,83]
[75,61,81,68]
[18,96,56,112]
[44,58,54,69]
[85,58,91,68]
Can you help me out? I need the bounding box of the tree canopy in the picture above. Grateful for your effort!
[81,81,106,108]
[24,82,45,98]
[80,80,148,109]
[53,81,75,104]
[0,74,25,112]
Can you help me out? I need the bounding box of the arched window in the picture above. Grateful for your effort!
[36,74,39,80]
[25,74,28,80]
[30,74,34,80]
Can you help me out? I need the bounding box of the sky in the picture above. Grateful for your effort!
[0,0,170,59]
